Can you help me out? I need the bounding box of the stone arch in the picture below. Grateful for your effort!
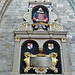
[43,40,60,50]
[0,0,12,21]
[21,40,39,48]
[43,40,62,74]
[21,40,39,54]
[32,5,49,20]
[20,40,39,74]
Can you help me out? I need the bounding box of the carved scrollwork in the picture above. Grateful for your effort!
[18,25,24,30]
[49,52,58,73]
[18,22,29,31]
[23,12,29,21]
[51,23,63,31]
[23,52,58,74]
[32,22,49,30]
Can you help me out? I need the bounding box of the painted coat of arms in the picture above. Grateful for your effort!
[48,43,54,50]
[27,43,33,49]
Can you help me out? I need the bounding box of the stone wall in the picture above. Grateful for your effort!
[0,0,28,75]
[0,0,75,75]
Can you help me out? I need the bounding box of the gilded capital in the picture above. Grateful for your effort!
[14,37,21,42]
[61,38,67,43]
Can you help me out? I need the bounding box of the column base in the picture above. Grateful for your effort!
[64,71,72,75]
[10,71,18,75]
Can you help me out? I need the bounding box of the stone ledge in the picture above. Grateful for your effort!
[29,1,51,5]
[14,31,68,35]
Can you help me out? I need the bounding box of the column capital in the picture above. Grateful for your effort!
[14,37,21,42]
[61,38,67,43]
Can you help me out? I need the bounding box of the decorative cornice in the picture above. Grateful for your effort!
[14,31,67,39]
[29,2,51,5]
[14,31,68,35]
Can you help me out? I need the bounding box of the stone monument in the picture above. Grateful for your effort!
[11,0,71,75]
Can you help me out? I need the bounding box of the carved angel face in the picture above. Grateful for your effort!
[24,52,31,57]
[52,52,58,57]
[49,52,58,57]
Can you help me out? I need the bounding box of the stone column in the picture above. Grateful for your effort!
[48,6,51,23]
[12,37,21,72]
[61,38,71,75]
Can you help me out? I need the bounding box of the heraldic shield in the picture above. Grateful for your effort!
[48,43,54,50]
[27,43,33,49]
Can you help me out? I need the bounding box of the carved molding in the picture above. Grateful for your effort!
[50,23,63,31]
[29,0,50,2]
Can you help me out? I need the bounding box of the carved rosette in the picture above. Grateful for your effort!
[18,22,29,31]
[51,23,63,31]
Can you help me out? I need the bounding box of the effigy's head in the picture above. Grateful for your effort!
[38,8,43,12]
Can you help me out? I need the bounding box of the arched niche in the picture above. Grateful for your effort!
[20,40,39,74]
[32,5,49,21]
[43,40,62,74]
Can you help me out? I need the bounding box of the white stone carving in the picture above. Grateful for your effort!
[23,12,29,22]
[50,12,58,23]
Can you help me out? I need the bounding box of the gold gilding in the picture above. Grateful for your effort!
[23,52,58,74]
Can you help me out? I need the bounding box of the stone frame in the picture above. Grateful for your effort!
[10,31,71,75]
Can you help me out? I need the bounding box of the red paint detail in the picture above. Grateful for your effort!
[33,17,36,22]
[46,18,49,22]
[43,14,45,20]
[28,45,30,46]
[48,45,51,47]
[38,13,43,20]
